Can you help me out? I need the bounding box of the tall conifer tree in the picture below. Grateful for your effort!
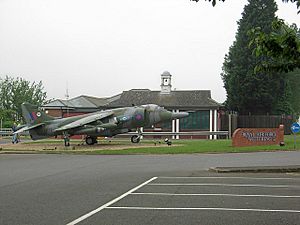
[221,0,292,115]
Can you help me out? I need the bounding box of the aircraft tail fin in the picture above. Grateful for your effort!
[21,102,54,124]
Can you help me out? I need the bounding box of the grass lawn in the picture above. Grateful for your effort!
[89,135,299,155]
[0,135,300,155]
[1,135,300,155]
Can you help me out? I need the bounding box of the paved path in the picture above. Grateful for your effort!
[0,138,11,144]
[0,152,300,225]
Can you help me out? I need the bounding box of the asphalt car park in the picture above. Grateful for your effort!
[1,153,300,225]
[69,175,300,225]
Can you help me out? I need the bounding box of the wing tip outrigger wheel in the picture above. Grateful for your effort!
[131,135,141,143]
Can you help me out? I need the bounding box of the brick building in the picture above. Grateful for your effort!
[43,71,222,139]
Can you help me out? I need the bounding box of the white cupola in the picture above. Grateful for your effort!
[160,71,172,94]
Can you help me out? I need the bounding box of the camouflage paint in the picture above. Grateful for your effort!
[19,102,188,140]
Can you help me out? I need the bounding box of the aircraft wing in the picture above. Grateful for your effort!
[14,123,45,134]
[55,111,114,132]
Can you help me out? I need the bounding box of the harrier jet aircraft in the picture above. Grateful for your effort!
[15,103,188,146]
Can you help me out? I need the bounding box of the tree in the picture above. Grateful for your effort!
[191,0,299,115]
[191,0,300,73]
[0,108,15,128]
[287,69,300,114]
[249,19,300,73]
[191,0,300,12]
[271,74,293,114]
[0,76,48,126]
[221,0,293,115]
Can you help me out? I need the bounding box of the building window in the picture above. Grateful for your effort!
[156,121,172,130]
[180,111,209,130]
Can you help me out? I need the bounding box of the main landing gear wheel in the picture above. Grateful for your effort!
[131,135,141,143]
[86,136,98,145]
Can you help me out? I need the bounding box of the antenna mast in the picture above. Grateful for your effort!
[65,82,70,117]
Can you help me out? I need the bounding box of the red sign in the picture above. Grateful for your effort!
[232,125,284,147]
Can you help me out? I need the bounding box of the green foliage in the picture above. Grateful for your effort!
[287,69,300,114]
[249,19,300,73]
[0,108,15,128]
[221,0,288,115]
[191,0,300,12]
[8,136,300,154]
[271,76,293,114]
[0,75,49,125]
[249,21,299,115]
[191,0,299,115]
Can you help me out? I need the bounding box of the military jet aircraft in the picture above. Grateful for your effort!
[15,102,189,146]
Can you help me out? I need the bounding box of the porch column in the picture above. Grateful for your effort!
[214,109,217,140]
[172,110,176,140]
[209,110,213,140]
[176,109,180,139]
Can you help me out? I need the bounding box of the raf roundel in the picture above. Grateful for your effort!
[135,114,143,121]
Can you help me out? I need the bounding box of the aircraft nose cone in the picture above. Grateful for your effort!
[171,112,189,119]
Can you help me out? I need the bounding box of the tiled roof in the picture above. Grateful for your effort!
[44,95,107,108]
[105,89,221,109]
[44,90,221,109]
[72,95,110,108]
[43,99,75,108]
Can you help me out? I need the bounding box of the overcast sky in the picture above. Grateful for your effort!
[0,0,298,103]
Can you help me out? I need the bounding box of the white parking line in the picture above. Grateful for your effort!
[159,176,300,180]
[131,192,300,198]
[148,183,300,188]
[66,177,157,225]
[66,175,300,224]
[106,206,300,213]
